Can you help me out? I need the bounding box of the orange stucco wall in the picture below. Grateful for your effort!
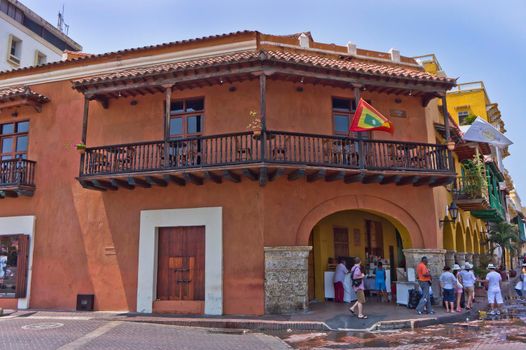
[0,77,441,315]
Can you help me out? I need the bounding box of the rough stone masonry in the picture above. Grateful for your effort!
[264,246,312,314]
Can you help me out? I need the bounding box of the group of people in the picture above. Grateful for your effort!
[417,255,526,315]
[438,263,476,313]
[334,255,526,319]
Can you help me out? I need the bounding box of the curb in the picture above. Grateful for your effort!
[103,317,331,331]
[373,310,475,331]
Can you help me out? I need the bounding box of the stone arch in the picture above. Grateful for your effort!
[466,227,474,253]
[443,222,455,250]
[296,194,423,248]
[473,227,480,254]
[455,223,465,252]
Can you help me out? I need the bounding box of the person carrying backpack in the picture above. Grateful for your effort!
[348,257,367,319]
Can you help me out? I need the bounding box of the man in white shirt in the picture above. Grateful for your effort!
[333,258,348,303]
[460,263,476,310]
[485,263,503,315]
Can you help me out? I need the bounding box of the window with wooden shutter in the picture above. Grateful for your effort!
[333,227,349,258]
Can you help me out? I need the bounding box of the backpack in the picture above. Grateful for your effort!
[407,289,421,309]
[351,266,363,287]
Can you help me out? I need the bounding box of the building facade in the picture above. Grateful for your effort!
[0,0,81,71]
[418,54,522,270]
[0,31,461,314]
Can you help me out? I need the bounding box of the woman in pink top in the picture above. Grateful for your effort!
[348,257,367,319]
[452,264,463,312]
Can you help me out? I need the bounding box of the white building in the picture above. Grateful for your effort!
[0,0,81,71]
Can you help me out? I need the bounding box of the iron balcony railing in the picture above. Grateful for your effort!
[0,159,36,187]
[79,130,454,177]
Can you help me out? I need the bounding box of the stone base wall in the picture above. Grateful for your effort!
[264,246,312,314]
[445,250,456,269]
[403,248,446,300]
[455,252,466,267]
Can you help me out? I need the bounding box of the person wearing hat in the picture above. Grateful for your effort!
[484,263,503,315]
[452,264,464,312]
[460,263,476,310]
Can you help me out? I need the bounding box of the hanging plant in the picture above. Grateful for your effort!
[247,110,262,136]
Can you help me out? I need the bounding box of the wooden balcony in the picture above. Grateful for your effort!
[0,159,36,198]
[453,176,506,222]
[78,130,455,191]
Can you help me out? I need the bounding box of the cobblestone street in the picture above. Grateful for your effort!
[282,300,526,349]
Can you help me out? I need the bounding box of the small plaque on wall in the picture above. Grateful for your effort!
[353,229,361,246]
[390,109,407,118]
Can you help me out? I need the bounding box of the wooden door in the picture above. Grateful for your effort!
[365,220,384,258]
[157,226,205,301]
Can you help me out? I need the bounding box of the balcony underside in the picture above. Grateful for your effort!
[456,198,491,211]
[0,184,35,198]
[78,164,455,191]
[471,208,505,223]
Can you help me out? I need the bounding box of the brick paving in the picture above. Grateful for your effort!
[0,317,290,350]
[0,318,104,350]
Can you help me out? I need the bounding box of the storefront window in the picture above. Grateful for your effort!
[0,235,19,297]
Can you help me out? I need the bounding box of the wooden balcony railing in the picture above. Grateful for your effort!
[79,131,453,178]
[0,159,36,194]
[454,175,506,221]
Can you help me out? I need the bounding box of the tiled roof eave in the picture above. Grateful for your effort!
[0,87,50,104]
[72,52,263,90]
[72,50,456,93]
[264,55,455,87]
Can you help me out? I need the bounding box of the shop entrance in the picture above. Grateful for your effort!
[307,210,411,302]
[154,226,205,313]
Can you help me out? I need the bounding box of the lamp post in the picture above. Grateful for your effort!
[440,201,459,225]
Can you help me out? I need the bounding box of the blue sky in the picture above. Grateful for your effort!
[24,0,526,199]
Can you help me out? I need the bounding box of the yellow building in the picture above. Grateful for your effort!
[416,55,512,270]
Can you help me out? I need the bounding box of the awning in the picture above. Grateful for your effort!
[459,117,512,148]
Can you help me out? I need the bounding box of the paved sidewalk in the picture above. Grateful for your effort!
[1,296,486,332]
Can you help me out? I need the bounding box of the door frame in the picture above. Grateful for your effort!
[137,207,222,315]
[0,215,35,309]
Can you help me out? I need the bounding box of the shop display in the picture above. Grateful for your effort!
[0,236,19,298]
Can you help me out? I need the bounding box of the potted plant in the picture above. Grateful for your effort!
[461,155,488,199]
[247,110,262,138]
[75,142,87,154]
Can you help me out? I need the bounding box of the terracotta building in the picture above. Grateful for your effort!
[0,31,458,315]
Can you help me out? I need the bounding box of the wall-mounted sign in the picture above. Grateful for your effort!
[390,109,407,118]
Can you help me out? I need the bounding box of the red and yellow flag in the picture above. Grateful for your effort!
[350,98,394,134]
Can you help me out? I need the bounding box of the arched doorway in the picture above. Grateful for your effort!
[308,209,412,301]
[473,227,480,254]
[466,228,474,254]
